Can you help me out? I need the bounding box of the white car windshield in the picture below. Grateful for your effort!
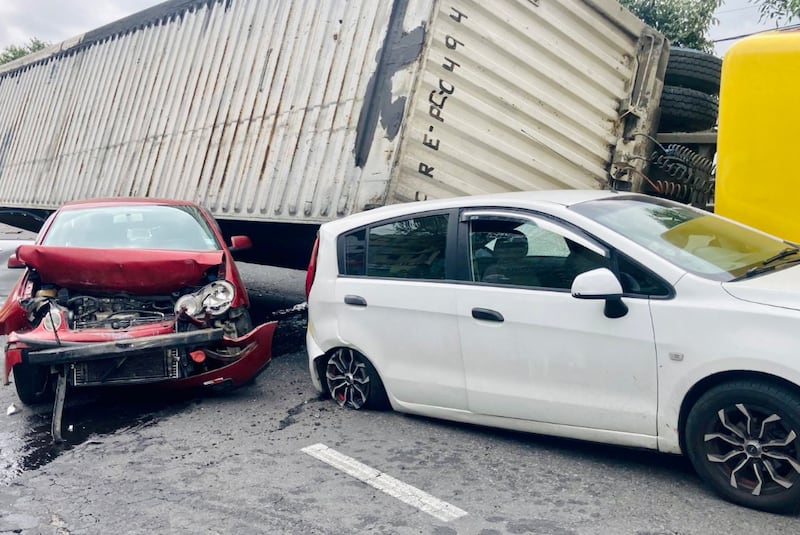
[571,197,793,281]
[42,205,220,251]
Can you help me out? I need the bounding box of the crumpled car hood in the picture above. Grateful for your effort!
[722,264,800,312]
[17,245,224,294]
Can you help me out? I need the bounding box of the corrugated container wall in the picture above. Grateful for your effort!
[0,0,666,225]
[394,0,666,203]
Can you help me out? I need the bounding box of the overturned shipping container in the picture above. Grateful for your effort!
[0,0,667,267]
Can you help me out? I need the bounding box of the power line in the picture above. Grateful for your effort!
[711,22,800,42]
[715,4,759,15]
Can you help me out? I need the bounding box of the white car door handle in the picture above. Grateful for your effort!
[472,307,504,322]
[344,295,367,307]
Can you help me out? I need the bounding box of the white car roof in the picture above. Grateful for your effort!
[322,189,631,233]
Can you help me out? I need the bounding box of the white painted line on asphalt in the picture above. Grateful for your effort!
[301,443,467,522]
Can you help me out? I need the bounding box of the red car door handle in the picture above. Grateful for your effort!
[472,308,504,322]
[344,295,367,307]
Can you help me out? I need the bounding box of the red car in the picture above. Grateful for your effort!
[0,199,275,437]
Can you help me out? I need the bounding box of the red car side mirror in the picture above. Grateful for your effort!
[7,255,24,269]
[229,235,252,252]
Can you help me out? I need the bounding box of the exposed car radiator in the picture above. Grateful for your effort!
[72,349,180,386]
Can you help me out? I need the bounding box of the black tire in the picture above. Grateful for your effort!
[13,363,53,405]
[658,85,718,133]
[665,48,722,95]
[685,381,800,513]
[324,348,389,410]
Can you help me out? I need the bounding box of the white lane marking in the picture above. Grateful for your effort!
[301,443,467,522]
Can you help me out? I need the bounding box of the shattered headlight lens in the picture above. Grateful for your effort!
[175,280,236,318]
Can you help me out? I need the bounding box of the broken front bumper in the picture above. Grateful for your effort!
[21,328,225,366]
[8,322,278,389]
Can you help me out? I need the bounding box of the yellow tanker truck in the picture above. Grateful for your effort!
[716,29,800,242]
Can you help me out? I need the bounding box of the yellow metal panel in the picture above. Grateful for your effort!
[716,30,800,241]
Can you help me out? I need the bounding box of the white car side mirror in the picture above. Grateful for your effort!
[571,268,627,318]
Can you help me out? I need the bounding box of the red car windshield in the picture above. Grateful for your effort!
[42,204,221,251]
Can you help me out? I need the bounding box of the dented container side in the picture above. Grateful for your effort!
[392,0,666,203]
[0,0,434,223]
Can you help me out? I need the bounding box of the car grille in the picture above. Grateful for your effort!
[73,349,180,386]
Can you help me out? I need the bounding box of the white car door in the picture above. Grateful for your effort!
[457,210,660,436]
[334,210,468,410]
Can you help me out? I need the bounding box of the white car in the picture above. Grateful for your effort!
[305,190,800,513]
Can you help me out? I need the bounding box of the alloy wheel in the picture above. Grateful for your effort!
[325,348,371,409]
[703,402,800,496]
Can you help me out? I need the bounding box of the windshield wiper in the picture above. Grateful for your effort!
[760,247,800,266]
[739,256,800,280]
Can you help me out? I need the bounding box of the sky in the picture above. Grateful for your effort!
[0,0,163,51]
[0,0,797,58]
[709,0,799,56]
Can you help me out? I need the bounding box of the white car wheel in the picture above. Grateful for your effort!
[324,348,388,410]
[686,381,800,513]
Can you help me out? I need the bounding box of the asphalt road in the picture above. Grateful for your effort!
[0,242,799,533]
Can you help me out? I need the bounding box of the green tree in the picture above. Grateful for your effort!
[0,38,49,66]
[755,0,800,20]
[621,1,799,52]
[620,0,721,51]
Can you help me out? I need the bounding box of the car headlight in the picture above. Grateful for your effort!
[175,280,236,318]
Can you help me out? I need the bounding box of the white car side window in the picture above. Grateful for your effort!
[341,214,449,280]
[468,214,608,290]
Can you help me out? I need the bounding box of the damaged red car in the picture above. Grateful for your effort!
[0,199,276,436]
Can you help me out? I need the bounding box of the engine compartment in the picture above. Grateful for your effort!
[13,278,255,387]
[17,258,243,335]
[22,288,180,331]
[61,292,175,330]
